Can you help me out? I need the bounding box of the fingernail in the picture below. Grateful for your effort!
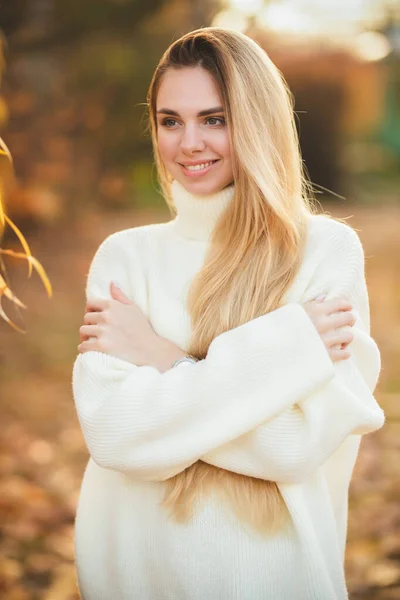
[315,294,326,301]
[112,280,121,289]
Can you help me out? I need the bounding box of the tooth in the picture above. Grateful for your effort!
[186,161,212,171]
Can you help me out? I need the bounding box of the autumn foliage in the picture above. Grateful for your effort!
[0,139,52,332]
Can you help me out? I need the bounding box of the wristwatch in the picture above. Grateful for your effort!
[171,355,199,368]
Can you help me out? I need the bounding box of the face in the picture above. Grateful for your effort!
[156,66,233,196]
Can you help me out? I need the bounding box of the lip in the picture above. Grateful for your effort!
[179,159,220,178]
[179,159,219,166]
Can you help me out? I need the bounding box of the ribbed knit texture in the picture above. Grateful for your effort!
[72,180,385,600]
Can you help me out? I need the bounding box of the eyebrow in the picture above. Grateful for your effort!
[156,106,224,117]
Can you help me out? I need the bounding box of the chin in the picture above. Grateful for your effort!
[180,178,231,196]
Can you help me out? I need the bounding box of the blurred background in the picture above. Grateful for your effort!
[0,1,399,598]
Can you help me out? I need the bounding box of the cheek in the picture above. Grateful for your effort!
[212,131,231,161]
[157,131,177,162]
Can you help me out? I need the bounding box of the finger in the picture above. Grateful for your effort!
[318,297,352,315]
[79,325,101,338]
[326,328,354,348]
[79,332,97,343]
[317,310,354,333]
[83,311,103,325]
[79,334,92,343]
[110,281,132,305]
[85,306,99,313]
[330,347,352,362]
[78,339,101,353]
[328,311,356,329]
[86,298,109,311]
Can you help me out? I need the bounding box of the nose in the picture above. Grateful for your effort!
[180,123,206,154]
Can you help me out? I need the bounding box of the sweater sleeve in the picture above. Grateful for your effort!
[201,221,385,483]
[72,230,335,481]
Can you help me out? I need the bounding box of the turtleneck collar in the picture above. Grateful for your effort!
[171,179,235,241]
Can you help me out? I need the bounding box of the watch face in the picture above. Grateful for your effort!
[175,357,196,367]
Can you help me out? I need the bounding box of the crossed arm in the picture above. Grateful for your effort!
[72,226,384,484]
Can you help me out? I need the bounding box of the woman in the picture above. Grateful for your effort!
[72,27,384,600]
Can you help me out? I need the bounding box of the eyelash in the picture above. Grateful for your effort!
[161,116,226,128]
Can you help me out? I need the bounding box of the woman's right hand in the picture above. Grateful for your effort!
[302,295,356,362]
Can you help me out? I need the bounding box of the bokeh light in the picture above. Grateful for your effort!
[353,30,392,61]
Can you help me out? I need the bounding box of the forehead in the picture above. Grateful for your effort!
[156,67,223,112]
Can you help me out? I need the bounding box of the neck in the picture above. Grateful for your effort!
[171,179,235,241]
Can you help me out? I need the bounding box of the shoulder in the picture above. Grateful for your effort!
[91,221,172,263]
[307,213,363,250]
[306,213,365,267]
[298,213,368,306]
[85,221,172,299]
[86,221,170,283]
[96,221,171,252]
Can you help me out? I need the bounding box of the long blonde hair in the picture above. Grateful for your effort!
[147,27,316,536]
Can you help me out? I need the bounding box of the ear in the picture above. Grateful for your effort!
[110,281,132,305]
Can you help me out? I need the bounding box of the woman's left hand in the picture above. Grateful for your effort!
[78,281,159,366]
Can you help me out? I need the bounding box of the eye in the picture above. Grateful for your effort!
[161,118,179,128]
[160,116,226,128]
[207,116,225,126]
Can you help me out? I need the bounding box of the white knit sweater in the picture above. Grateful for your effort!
[72,180,384,600]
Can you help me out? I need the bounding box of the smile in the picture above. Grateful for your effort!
[179,160,220,177]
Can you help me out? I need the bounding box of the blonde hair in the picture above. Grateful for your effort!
[146,27,316,536]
